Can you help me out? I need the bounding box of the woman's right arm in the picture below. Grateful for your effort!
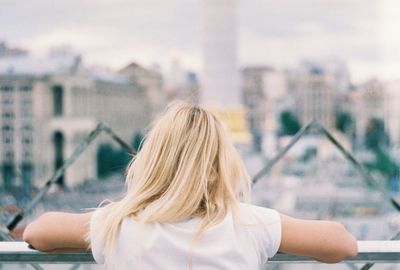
[279,214,358,263]
[23,212,92,252]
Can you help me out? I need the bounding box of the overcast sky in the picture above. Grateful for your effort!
[0,0,399,83]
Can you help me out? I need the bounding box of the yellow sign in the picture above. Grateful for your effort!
[207,106,250,144]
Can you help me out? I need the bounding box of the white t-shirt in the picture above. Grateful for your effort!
[90,203,281,270]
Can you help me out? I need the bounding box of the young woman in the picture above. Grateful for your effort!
[23,102,358,269]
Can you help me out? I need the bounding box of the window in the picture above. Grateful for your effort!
[4,137,12,144]
[5,151,14,160]
[2,125,13,131]
[21,162,33,196]
[20,86,32,92]
[53,85,64,116]
[22,151,32,160]
[53,131,65,186]
[22,109,32,118]
[2,98,13,105]
[2,163,15,190]
[22,98,32,105]
[1,85,14,92]
[2,112,14,119]
[22,125,32,131]
[22,136,32,144]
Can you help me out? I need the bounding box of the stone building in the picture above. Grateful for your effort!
[385,80,400,145]
[352,79,400,146]
[353,79,386,141]
[166,71,200,104]
[242,66,289,152]
[0,42,28,57]
[162,60,200,104]
[119,62,166,119]
[0,51,152,194]
[293,62,337,129]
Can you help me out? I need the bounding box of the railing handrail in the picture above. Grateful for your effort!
[0,241,400,264]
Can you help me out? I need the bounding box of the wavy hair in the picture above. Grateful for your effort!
[93,101,251,264]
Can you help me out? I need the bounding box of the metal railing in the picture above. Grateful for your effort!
[0,123,135,270]
[0,241,399,264]
[2,123,135,237]
[251,119,400,212]
[1,120,399,270]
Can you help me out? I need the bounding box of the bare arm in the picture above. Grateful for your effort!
[279,214,358,263]
[23,212,92,252]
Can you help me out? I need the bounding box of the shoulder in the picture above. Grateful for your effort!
[89,209,106,264]
[90,208,105,237]
[238,203,281,225]
[237,203,282,260]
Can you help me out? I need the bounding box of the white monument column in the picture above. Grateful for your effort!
[201,0,250,143]
[201,0,240,106]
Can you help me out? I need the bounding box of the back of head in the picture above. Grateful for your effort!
[96,101,251,257]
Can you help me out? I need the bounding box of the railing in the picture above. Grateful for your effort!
[0,241,399,264]
[1,120,400,270]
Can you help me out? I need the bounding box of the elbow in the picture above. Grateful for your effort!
[324,223,358,263]
[23,220,37,246]
[315,222,358,264]
[336,223,358,260]
[23,212,55,252]
[23,222,41,250]
[343,233,358,259]
[22,224,32,244]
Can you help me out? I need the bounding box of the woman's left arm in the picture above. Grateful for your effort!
[23,212,93,252]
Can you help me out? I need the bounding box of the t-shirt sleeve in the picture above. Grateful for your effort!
[259,207,282,258]
[243,204,282,260]
[90,209,105,264]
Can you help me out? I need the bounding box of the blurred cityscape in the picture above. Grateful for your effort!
[0,0,400,269]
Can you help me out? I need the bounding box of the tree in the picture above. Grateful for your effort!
[364,118,389,150]
[278,110,301,136]
[365,148,399,191]
[373,149,398,177]
[335,111,354,134]
[97,144,114,177]
[132,132,144,152]
[97,144,132,178]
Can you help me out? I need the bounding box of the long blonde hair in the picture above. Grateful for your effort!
[94,101,251,262]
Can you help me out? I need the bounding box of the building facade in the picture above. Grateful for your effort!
[352,79,400,146]
[119,62,166,119]
[385,80,400,145]
[0,52,152,194]
[293,63,337,129]
[162,60,200,104]
[242,66,289,152]
[352,79,386,144]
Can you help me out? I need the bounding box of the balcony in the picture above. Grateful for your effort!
[0,241,399,268]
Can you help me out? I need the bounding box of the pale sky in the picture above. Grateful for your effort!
[0,0,399,83]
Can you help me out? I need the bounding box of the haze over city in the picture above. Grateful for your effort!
[1,0,399,83]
